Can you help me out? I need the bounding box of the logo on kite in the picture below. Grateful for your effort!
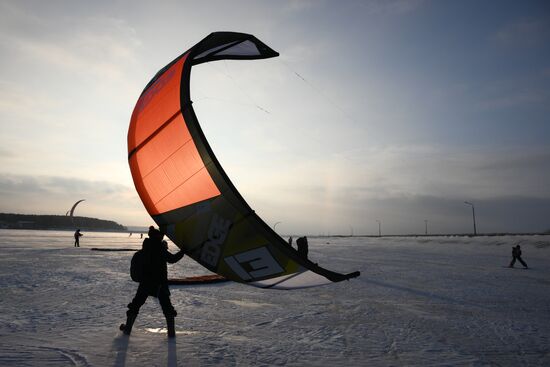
[225,247,284,281]
[200,214,231,267]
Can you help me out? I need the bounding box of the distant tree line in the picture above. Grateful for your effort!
[0,213,127,231]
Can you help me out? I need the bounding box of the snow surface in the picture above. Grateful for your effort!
[1,229,550,366]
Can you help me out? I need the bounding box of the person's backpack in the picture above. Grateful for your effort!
[130,249,146,282]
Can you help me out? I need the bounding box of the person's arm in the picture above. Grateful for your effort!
[165,248,185,264]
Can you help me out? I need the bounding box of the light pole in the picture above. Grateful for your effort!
[424,219,428,235]
[464,201,477,236]
[376,220,381,237]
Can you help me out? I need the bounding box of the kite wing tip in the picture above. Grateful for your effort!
[346,271,361,280]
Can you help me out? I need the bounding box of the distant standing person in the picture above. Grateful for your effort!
[296,236,308,259]
[74,229,83,247]
[509,244,528,269]
[121,227,185,337]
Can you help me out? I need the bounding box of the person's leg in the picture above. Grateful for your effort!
[165,315,175,338]
[123,285,148,334]
[518,256,528,268]
[158,286,177,337]
[158,286,176,316]
[509,257,516,267]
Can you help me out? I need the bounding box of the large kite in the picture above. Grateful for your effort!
[128,32,359,289]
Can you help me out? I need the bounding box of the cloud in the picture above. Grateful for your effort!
[0,8,144,184]
[0,174,129,200]
[250,185,550,235]
[3,17,142,82]
[313,144,550,199]
[230,143,550,234]
[0,147,14,158]
[362,195,550,235]
[282,0,323,13]
[476,80,549,110]
[491,18,550,48]
[0,3,144,109]
[0,173,149,226]
[478,89,547,110]
[0,0,548,235]
[0,81,65,127]
[358,0,428,15]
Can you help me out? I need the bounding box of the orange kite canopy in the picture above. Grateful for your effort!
[127,32,359,289]
[128,54,220,215]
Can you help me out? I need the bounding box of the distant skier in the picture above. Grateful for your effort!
[121,226,185,337]
[74,229,83,247]
[509,244,528,269]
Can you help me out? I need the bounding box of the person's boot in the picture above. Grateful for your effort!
[166,316,175,338]
[120,313,137,335]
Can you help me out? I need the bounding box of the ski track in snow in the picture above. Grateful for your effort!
[1,229,550,366]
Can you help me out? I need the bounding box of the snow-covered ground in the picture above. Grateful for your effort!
[1,229,549,366]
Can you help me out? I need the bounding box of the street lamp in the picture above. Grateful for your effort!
[376,220,381,237]
[464,201,477,236]
[424,219,428,235]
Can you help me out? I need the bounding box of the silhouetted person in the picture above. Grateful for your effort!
[140,233,143,239]
[288,236,293,246]
[74,229,83,247]
[509,245,528,269]
[121,227,184,337]
[296,236,308,259]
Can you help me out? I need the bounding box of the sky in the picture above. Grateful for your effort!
[1,0,549,235]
